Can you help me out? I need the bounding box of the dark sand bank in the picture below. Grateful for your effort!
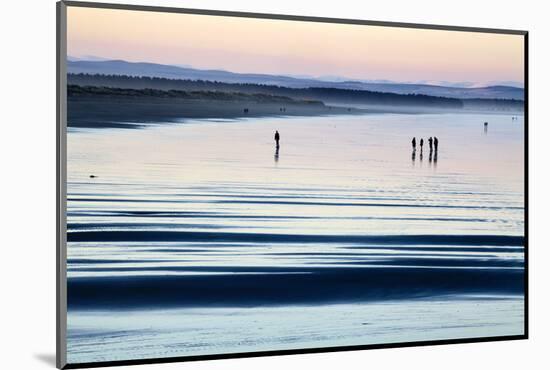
[67,265,524,309]
[67,95,365,128]
[68,231,523,246]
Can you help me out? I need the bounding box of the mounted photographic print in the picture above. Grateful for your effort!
[56,1,528,368]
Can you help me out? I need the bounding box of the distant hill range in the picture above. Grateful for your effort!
[67,59,524,101]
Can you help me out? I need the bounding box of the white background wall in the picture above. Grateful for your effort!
[1,0,548,369]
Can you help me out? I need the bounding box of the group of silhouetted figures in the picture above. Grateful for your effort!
[244,107,288,114]
[412,136,438,164]
[412,136,438,152]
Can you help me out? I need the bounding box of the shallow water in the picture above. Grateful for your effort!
[66,112,525,363]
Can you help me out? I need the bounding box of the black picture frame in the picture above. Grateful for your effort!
[56,1,529,368]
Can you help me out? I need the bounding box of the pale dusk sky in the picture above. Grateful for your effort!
[67,6,525,86]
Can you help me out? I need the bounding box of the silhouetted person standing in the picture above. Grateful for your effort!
[420,138,424,152]
[412,137,416,151]
[428,137,433,152]
[275,130,280,148]
[434,137,439,152]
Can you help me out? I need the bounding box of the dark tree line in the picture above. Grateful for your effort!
[67,84,325,104]
[68,73,467,108]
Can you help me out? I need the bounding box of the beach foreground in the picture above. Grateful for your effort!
[68,297,523,363]
[67,112,524,364]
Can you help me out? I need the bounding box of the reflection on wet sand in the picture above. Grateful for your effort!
[66,113,524,364]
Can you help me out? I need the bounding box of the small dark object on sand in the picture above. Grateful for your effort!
[90,175,97,178]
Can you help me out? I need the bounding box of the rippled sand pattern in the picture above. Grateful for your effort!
[66,113,525,363]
